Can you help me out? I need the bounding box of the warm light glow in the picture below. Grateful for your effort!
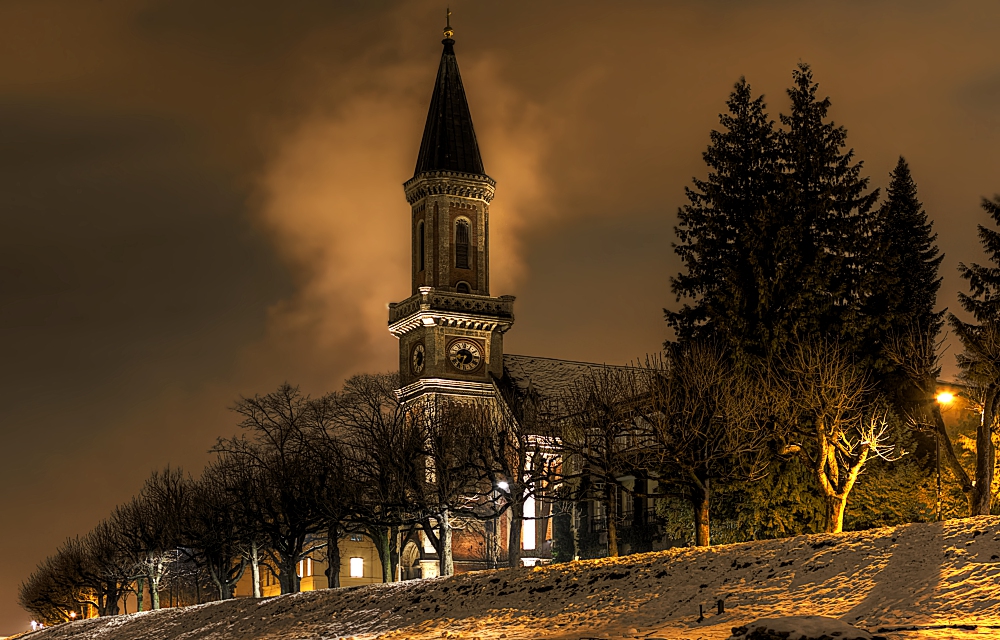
[936,392,955,404]
[350,557,364,578]
[497,481,509,491]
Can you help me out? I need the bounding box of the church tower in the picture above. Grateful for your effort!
[389,19,514,402]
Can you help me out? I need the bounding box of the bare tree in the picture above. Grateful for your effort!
[645,342,768,546]
[556,365,651,557]
[183,461,249,599]
[466,386,559,568]
[336,373,422,583]
[411,395,484,576]
[303,391,362,588]
[774,339,899,533]
[216,383,325,594]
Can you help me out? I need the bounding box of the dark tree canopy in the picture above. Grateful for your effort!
[667,77,783,360]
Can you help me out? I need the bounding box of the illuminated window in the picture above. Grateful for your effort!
[350,557,364,578]
[349,533,364,542]
[297,558,313,578]
[417,220,425,272]
[455,219,470,269]
[522,495,536,551]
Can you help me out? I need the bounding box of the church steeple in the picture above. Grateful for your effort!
[413,17,485,177]
[389,17,514,402]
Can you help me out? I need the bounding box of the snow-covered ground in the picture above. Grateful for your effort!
[24,517,1000,640]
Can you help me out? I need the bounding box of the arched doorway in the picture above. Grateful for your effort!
[401,541,421,581]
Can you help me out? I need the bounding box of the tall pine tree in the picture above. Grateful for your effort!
[777,63,880,356]
[870,157,943,336]
[667,78,782,361]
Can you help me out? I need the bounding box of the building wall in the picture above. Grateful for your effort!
[234,535,382,597]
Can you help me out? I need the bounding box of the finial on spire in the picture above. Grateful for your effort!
[443,7,454,40]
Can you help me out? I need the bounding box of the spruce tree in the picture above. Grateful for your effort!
[777,63,880,355]
[870,157,943,336]
[667,78,782,360]
[948,195,1000,514]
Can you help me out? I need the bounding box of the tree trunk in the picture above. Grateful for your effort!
[135,577,145,612]
[326,524,341,588]
[508,499,524,568]
[690,473,711,546]
[250,541,261,598]
[208,563,224,600]
[389,525,400,582]
[371,527,392,583]
[149,570,161,610]
[439,508,454,576]
[606,486,619,558]
[824,493,848,533]
[973,398,997,515]
[281,557,300,594]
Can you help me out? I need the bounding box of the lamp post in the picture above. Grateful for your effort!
[934,391,955,520]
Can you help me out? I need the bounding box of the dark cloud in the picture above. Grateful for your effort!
[2,0,999,633]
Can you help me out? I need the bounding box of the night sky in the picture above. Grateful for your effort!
[2,0,998,633]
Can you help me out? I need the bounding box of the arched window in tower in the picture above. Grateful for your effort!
[455,219,470,269]
[417,221,425,272]
[456,281,471,294]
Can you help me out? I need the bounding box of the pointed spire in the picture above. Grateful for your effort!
[413,12,486,177]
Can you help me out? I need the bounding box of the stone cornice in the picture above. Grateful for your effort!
[388,287,515,336]
[396,378,498,403]
[403,170,496,205]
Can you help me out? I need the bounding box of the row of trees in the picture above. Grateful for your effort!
[20,336,907,625]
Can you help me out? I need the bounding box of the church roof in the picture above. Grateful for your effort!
[413,37,486,177]
[501,354,633,403]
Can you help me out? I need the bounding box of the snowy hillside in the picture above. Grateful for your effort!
[25,517,1000,640]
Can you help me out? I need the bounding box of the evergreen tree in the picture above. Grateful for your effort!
[777,63,880,355]
[667,78,783,360]
[948,194,1000,515]
[869,157,944,338]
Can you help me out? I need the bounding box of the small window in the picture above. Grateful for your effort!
[349,533,364,542]
[455,220,470,269]
[456,282,470,294]
[417,221,425,272]
[350,557,364,578]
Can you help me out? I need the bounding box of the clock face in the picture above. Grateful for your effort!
[448,339,482,372]
[411,343,425,375]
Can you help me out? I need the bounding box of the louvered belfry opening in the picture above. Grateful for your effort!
[418,221,425,272]
[455,220,470,269]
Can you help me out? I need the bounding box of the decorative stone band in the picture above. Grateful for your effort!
[388,288,515,336]
[395,377,498,403]
[403,170,497,204]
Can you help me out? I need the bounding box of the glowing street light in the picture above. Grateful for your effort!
[936,392,955,405]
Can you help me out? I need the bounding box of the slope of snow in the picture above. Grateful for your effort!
[27,517,1000,640]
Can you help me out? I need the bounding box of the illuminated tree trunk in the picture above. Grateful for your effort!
[249,541,261,598]
[439,508,454,576]
[690,472,711,546]
[508,500,523,568]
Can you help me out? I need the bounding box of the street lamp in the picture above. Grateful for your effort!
[936,391,954,404]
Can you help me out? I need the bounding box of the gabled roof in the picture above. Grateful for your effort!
[413,37,486,177]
